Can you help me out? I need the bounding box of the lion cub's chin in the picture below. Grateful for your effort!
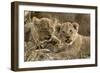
[65,42,73,45]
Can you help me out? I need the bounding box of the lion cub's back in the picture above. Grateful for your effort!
[79,35,90,58]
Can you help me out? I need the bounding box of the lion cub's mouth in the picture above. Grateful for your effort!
[65,39,72,44]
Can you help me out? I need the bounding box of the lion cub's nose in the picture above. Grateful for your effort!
[45,35,51,40]
[66,36,70,39]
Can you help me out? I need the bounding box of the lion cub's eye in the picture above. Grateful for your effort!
[69,29,73,33]
[62,31,65,34]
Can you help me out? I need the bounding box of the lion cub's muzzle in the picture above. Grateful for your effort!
[65,36,72,44]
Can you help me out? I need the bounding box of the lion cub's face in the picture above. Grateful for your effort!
[33,17,53,41]
[55,22,79,45]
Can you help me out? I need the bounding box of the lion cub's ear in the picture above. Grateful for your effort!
[32,17,40,25]
[72,22,79,31]
[55,24,61,33]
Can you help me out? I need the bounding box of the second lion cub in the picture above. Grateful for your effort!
[53,22,90,59]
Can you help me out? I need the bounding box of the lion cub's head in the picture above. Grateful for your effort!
[32,17,53,41]
[54,22,79,45]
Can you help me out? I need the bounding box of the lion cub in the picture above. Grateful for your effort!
[25,17,62,61]
[53,22,90,59]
